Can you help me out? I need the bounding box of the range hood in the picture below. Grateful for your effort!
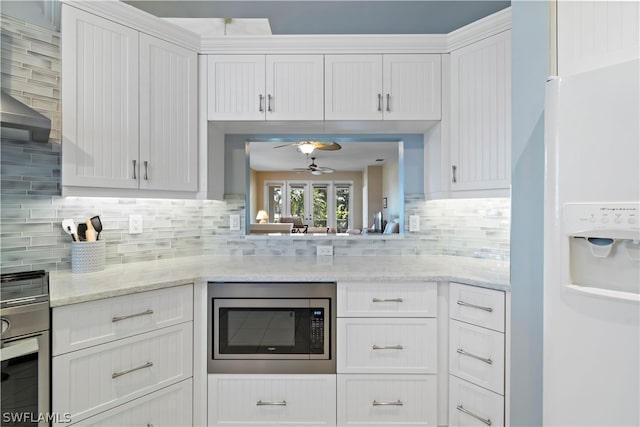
[0,91,51,142]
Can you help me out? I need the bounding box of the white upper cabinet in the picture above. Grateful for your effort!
[62,5,139,189]
[207,54,324,121]
[450,30,511,192]
[325,54,441,120]
[61,5,199,196]
[139,34,198,192]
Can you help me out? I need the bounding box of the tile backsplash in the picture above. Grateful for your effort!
[1,141,510,272]
[0,12,510,274]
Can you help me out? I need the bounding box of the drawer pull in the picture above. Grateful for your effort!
[372,344,403,350]
[457,300,493,313]
[457,348,493,365]
[256,400,287,406]
[112,361,153,379]
[373,400,403,406]
[112,309,154,323]
[456,404,492,426]
[372,297,403,303]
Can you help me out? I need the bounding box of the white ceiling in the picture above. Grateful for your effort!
[249,140,400,172]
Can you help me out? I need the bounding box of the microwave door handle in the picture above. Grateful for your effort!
[0,337,39,362]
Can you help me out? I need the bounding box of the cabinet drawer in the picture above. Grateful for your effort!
[449,320,505,394]
[337,318,437,374]
[73,379,192,427]
[53,323,193,425]
[337,374,437,426]
[337,281,437,317]
[208,374,336,426]
[449,283,504,332]
[53,284,193,355]
[449,376,504,427]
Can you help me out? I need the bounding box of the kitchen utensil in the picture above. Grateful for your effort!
[85,219,97,242]
[77,223,87,241]
[61,219,77,241]
[90,216,103,240]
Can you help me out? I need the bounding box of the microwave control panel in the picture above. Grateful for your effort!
[310,308,324,353]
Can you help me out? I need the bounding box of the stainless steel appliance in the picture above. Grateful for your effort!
[1,270,50,427]
[208,282,336,374]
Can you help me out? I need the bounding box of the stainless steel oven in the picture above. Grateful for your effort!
[208,282,336,374]
[1,270,50,427]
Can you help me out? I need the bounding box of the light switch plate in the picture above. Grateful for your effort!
[229,214,240,231]
[129,215,143,234]
[409,215,420,232]
[317,245,333,256]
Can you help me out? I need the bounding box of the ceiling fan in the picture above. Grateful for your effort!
[293,157,335,175]
[273,141,342,154]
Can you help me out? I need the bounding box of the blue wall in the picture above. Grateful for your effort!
[510,1,548,425]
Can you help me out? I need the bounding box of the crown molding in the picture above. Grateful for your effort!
[60,0,200,51]
[446,7,512,51]
[201,34,448,54]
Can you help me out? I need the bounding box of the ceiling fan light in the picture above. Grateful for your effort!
[298,142,315,154]
[311,170,323,176]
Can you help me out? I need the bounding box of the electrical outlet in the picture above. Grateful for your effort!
[229,214,240,231]
[409,215,420,232]
[129,215,143,234]
[317,245,333,256]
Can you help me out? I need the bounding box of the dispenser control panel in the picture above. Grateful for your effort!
[563,202,640,237]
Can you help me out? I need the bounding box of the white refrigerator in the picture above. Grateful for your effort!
[543,58,640,426]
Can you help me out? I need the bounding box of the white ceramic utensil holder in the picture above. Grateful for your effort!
[71,240,105,273]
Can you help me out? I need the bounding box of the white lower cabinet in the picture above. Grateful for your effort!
[208,374,337,426]
[74,379,192,427]
[449,376,504,427]
[337,374,437,426]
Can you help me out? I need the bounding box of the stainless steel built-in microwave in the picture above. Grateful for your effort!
[208,282,336,374]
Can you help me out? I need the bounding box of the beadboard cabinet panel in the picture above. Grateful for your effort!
[266,55,324,120]
[139,34,198,192]
[449,376,504,427]
[74,379,192,427]
[325,55,383,120]
[207,55,266,121]
[52,323,192,426]
[450,30,511,192]
[208,374,337,426]
[61,5,139,189]
[383,54,442,120]
[337,374,437,426]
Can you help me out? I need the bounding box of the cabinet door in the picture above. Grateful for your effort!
[266,55,324,120]
[383,54,442,120]
[207,55,266,120]
[61,5,139,189]
[450,31,511,191]
[325,55,383,120]
[139,34,198,191]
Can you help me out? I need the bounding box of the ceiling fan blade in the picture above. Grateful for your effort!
[313,141,342,151]
[273,143,294,149]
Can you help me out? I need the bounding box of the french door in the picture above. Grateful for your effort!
[287,181,330,227]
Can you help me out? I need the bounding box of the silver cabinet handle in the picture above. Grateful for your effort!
[267,94,272,112]
[259,94,264,112]
[373,400,403,406]
[372,297,403,303]
[386,93,390,111]
[143,160,149,180]
[112,309,154,323]
[452,165,457,183]
[377,93,382,112]
[456,405,492,426]
[457,300,493,313]
[256,400,287,406]
[457,348,493,365]
[132,160,137,180]
[112,361,153,379]
[372,345,403,350]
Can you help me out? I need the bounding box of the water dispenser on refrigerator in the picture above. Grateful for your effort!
[562,202,640,301]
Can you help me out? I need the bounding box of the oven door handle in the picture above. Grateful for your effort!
[0,337,39,362]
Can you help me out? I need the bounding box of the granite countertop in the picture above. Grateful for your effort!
[49,255,510,307]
